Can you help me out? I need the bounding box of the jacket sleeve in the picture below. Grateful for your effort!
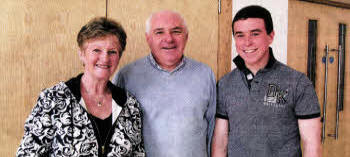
[16,90,55,157]
[130,95,146,157]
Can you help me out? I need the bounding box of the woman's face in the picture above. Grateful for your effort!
[79,35,121,81]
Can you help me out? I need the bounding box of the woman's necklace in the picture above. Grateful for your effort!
[91,94,105,107]
[82,86,106,107]
[80,75,111,108]
[96,96,103,107]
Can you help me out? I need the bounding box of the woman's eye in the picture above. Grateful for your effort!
[93,49,101,53]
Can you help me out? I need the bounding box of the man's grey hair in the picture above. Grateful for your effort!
[145,10,188,34]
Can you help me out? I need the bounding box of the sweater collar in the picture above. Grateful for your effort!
[147,53,186,73]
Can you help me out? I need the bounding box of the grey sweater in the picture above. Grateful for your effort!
[112,54,216,157]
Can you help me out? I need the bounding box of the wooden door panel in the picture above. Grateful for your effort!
[288,0,350,156]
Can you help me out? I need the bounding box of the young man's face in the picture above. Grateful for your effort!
[233,18,274,69]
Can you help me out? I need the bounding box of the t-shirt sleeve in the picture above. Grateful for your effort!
[216,80,229,119]
[294,74,321,119]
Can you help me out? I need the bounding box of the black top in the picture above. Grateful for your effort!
[89,113,113,146]
[65,73,128,156]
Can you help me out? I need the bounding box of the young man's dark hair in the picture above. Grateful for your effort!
[232,5,273,35]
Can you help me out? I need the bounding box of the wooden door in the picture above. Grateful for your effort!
[0,0,105,156]
[288,0,350,156]
[107,0,219,77]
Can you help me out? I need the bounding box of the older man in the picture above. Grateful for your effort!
[212,5,321,157]
[112,10,216,157]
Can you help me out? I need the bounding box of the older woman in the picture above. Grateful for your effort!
[16,17,145,157]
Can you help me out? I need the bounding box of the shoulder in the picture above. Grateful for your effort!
[109,82,128,105]
[270,62,315,95]
[125,92,141,108]
[218,68,240,85]
[185,57,210,69]
[114,56,148,85]
[31,82,73,114]
[184,57,217,85]
[109,81,141,110]
[122,91,143,117]
[184,57,214,75]
[118,56,148,75]
[40,82,72,100]
[275,62,301,74]
[273,62,308,82]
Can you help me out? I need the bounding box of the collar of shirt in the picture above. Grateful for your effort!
[147,53,186,74]
[233,47,277,88]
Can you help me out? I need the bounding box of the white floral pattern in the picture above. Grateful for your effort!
[17,77,145,157]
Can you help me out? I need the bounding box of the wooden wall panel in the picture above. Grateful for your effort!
[107,0,219,78]
[218,0,232,80]
[301,0,350,9]
[288,0,350,156]
[0,0,105,156]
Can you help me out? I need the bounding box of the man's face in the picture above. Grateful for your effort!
[146,11,188,71]
[233,18,274,68]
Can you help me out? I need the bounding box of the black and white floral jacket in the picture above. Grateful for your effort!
[16,74,145,157]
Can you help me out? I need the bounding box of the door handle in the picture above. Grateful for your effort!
[322,44,329,143]
[327,24,346,140]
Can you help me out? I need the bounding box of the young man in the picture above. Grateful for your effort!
[212,5,321,157]
[113,10,216,157]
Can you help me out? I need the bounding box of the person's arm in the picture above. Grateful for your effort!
[206,70,217,157]
[211,118,229,157]
[298,117,322,157]
[129,95,146,157]
[16,90,55,156]
[294,74,322,157]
